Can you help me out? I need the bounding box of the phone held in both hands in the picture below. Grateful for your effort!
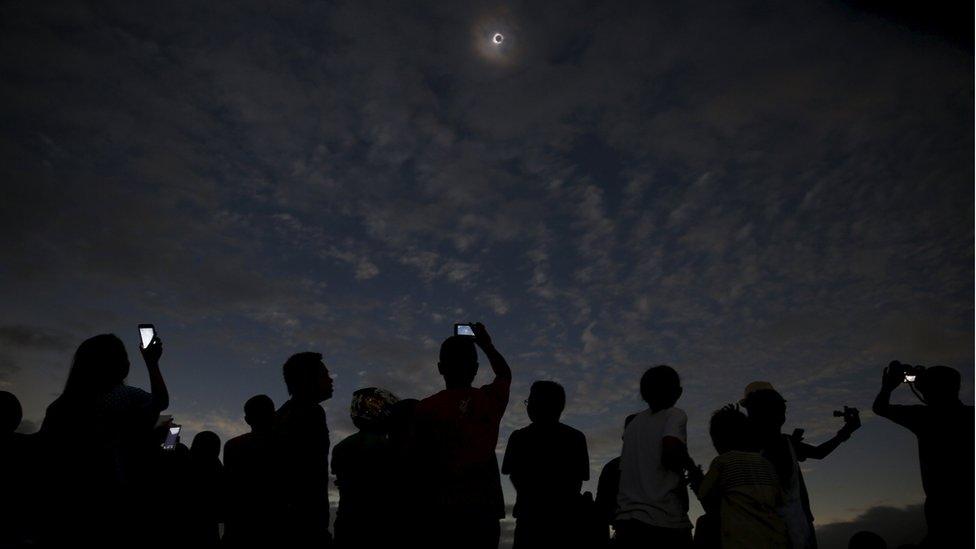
[138,324,156,350]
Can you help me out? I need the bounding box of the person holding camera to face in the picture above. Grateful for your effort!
[873,361,974,548]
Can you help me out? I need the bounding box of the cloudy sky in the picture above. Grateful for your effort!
[1,1,972,546]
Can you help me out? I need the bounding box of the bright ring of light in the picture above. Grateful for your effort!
[492,33,504,44]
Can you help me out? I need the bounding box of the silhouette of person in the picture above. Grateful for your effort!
[146,416,190,549]
[275,351,335,547]
[595,412,637,545]
[741,381,860,549]
[690,405,788,549]
[38,333,169,548]
[849,530,887,549]
[615,365,695,549]
[502,380,589,549]
[224,394,279,548]
[187,430,225,548]
[331,387,400,549]
[872,362,974,548]
[413,322,511,549]
[0,390,35,546]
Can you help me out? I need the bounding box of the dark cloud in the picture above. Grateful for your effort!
[816,503,927,549]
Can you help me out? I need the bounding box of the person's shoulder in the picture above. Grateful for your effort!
[666,406,688,420]
[557,422,586,438]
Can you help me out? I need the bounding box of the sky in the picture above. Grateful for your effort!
[0,1,972,547]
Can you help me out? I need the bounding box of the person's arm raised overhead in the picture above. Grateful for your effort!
[872,361,921,430]
[141,336,169,411]
[472,322,511,382]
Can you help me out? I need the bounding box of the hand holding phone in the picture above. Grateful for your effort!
[162,425,181,450]
[138,324,162,364]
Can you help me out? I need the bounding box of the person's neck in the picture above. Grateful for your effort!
[649,404,673,413]
[444,380,472,390]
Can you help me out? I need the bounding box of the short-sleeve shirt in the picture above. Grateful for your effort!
[414,376,511,517]
[501,422,589,519]
[696,451,789,549]
[878,403,975,499]
[616,407,691,529]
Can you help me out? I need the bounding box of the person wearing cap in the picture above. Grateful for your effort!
[740,381,860,549]
[413,322,512,549]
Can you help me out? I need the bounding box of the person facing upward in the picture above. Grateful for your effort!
[872,362,974,548]
[502,380,589,549]
[223,394,278,548]
[741,381,860,549]
[691,405,788,549]
[615,365,695,549]
[275,351,335,547]
[413,322,511,549]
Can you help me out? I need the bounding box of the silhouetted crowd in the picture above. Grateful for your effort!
[0,324,972,549]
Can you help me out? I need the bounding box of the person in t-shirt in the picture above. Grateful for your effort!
[615,365,695,549]
[223,394,278,548]
[331,386,400,549]
[873,361,974,548]
[274,351,335,547]
[413,322,511,549]
[502,380,589,548]
[742,381,860,549]
[690,405,788,549]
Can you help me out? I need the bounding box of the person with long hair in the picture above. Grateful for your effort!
[39,333,169,547]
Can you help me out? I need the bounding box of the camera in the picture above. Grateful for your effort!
[832,406,858,422]
[890,361,926,383]
[454,323,476,337]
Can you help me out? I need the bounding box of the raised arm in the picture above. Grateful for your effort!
[796,408,860,461]
[873,361,905,418]
[141,336,169,411]
[472,322,511,381]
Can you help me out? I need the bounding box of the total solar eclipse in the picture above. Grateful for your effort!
[492,33,504,45]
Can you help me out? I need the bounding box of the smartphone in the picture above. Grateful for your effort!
[139,324,156,350]
[454,323,475,337]
[162,425,181,450]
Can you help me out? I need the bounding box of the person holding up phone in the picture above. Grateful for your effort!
[413,322,512,549]
[39,329,170,548]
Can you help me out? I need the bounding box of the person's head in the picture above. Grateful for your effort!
[527,381,566,424]
[437,335,478,388]
[639,365,682,410]
[350,387,400,432]
[190,430,221,461]
[741,382,787,432]
[916,366,961,406]
[709,405,753,454]
[282,352,334,403]
[63,334,130,398]
[244,394,275,431]
[848,531,887,549]
[0,391,23,434]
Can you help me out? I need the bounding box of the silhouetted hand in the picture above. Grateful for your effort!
[141,336,163,365]
[471,322,493,350]
[686,464,704,492]
[838,407,861,437]
[882,361,904,392]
